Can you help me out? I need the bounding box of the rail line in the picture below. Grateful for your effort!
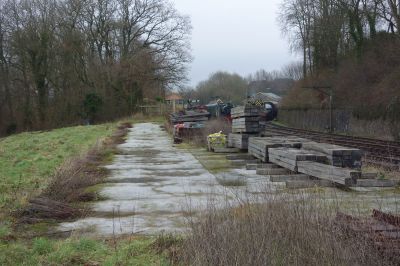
[265,123,400,170]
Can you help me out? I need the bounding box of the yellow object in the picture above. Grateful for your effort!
[207,131,227,151]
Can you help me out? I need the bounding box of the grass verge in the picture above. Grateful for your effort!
[0,236,170,265]
[0,119,176,265]
[0,124,117,213]
[14,122,132,226]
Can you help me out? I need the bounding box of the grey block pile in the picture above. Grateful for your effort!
[231,106,261,134]
[228,133,258,150]
[231,106,260,118]
[297,161,360,186]
[268,148,326,172]
[244,135,397,188]
[248,136,308,162]
[302,141,363,169]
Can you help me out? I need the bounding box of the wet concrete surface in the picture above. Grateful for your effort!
[59,123,279,236]
[58,123,400,236]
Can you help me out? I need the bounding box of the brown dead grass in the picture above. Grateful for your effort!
[16,122,132,223]
[181,192,396,266]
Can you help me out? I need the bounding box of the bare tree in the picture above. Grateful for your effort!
[279,0,314,77]
[0,0,191,135]
[279,0,391,73]
[282,61,304,80]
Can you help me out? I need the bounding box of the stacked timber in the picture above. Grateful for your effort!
[244,134,397,188]
[302,141,363,169]
[228,133,255,150]
[297,161,360,186]
[248,136,308,162]
[231,106,260,134]
[231,117,260,133]
[268,148,326,172]
[228,105,262,149]
[170,110,209,124]
[231,106,260,118]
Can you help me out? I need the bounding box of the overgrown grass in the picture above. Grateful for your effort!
[182,192,396,265]
[363,163,400,181]
[0,124,116,213]
[0,236,169,265]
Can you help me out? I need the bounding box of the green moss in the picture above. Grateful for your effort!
[29,222,54,236]
[0,123,116,213]
[183,146,232,173]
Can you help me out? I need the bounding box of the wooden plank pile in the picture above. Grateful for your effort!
[269,147,326,172]
[248,136,307,162]
[170,110,209,124]
[297,161,360,186]
[302,141,363,169]
[231,106,261,134]
[241,134,397,188]
[228,133,256,150]
[231,106,260,118]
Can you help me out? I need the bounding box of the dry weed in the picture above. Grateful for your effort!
[17,122,132,222]
[181,191,394,266]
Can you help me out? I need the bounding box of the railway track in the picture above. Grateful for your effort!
[265,123,400,170]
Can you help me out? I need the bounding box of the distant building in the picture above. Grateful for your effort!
[251,92,282,105]
[165,93,184,112]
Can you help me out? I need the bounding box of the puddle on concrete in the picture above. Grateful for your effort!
[58,123,400,236]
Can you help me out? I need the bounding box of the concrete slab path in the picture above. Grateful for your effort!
[58,123,274,236]
[58,123,400,236]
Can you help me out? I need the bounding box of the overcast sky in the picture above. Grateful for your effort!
[172,0,298,87]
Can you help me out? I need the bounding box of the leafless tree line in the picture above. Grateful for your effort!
[246,61,304,82]
[279,0,400,77]
[0,0,191,135]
